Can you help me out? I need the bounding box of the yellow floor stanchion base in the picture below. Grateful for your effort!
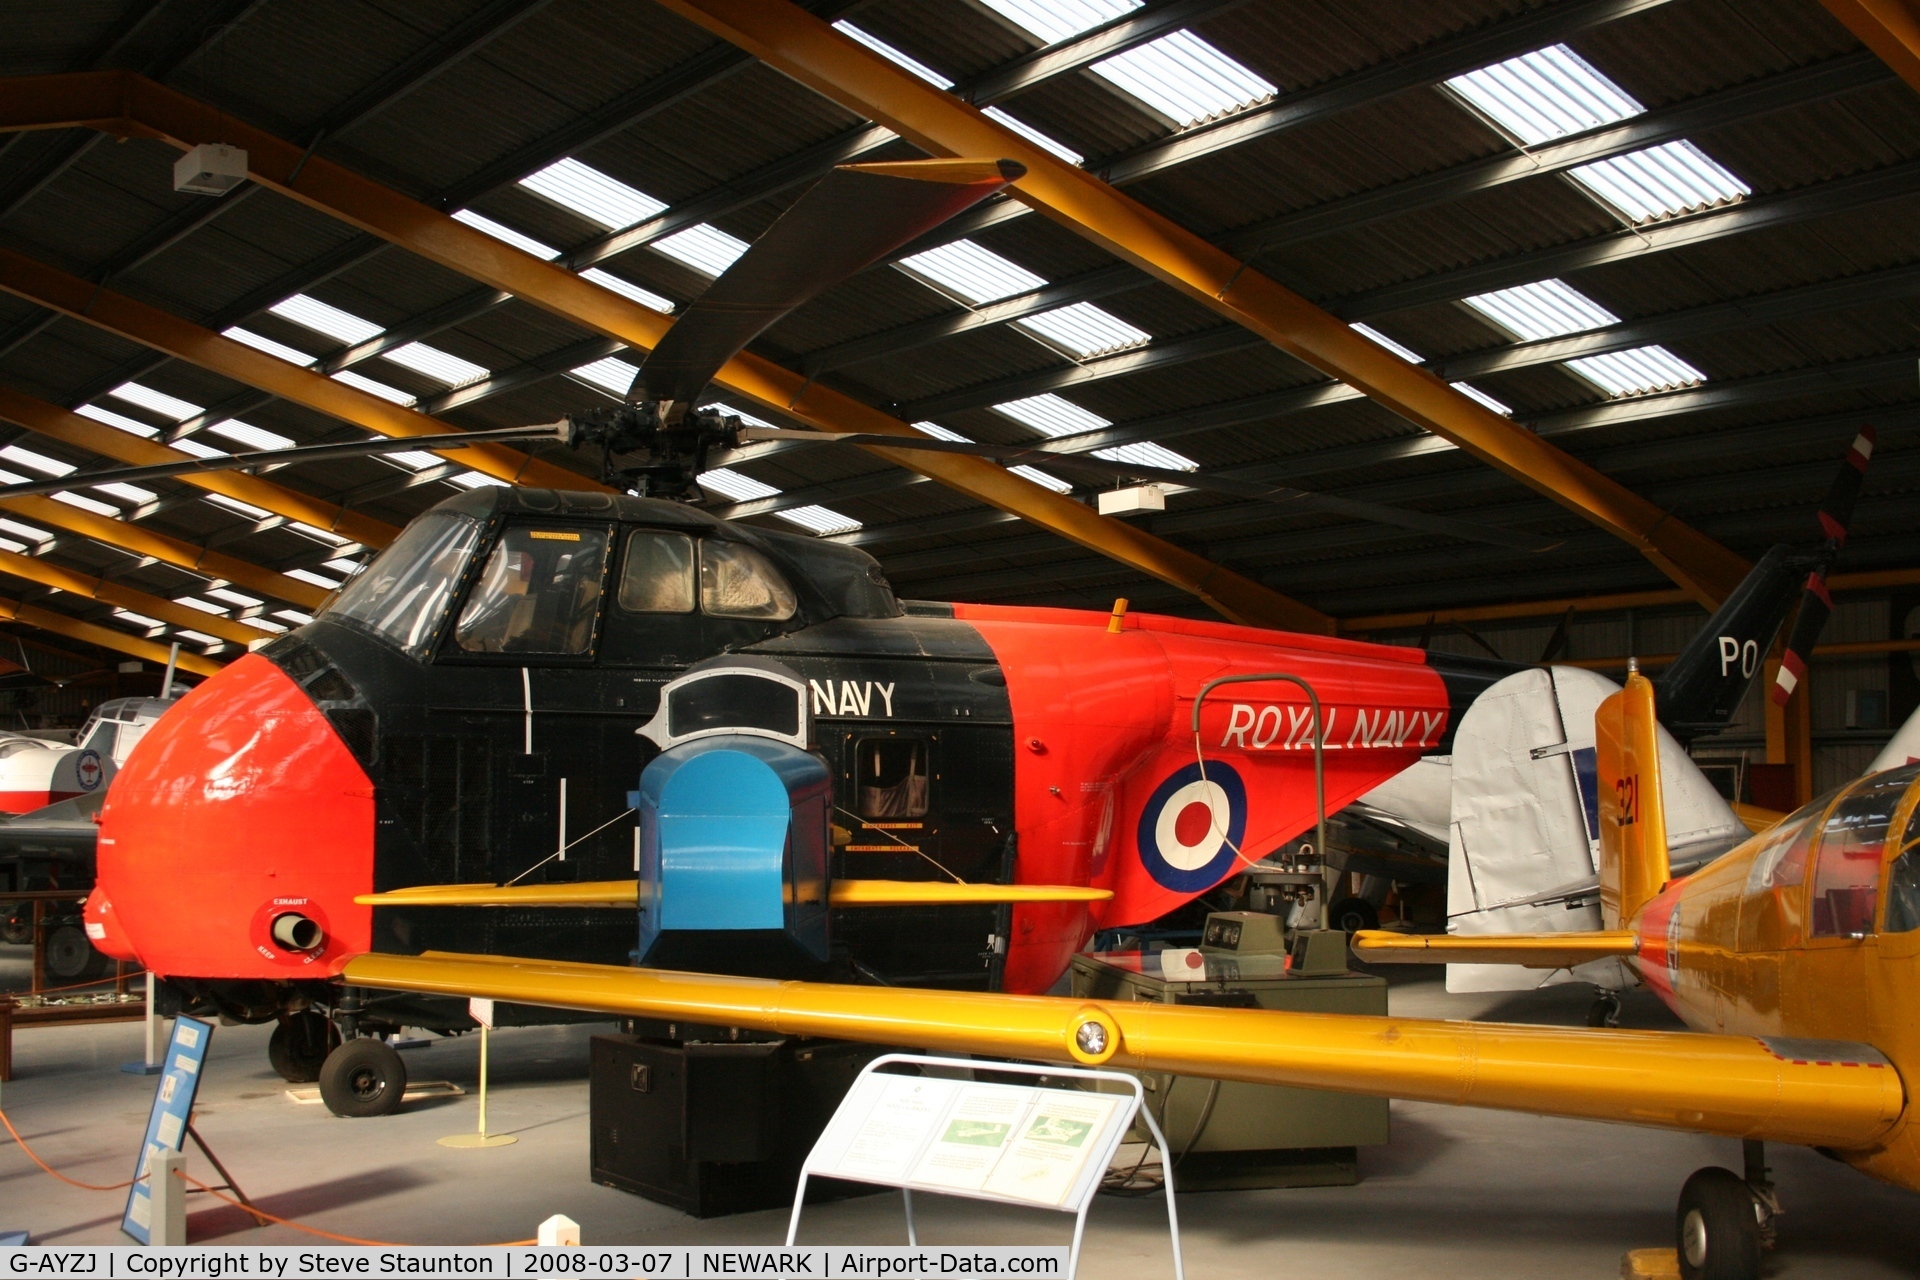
[1621,1248,1679,1279]
[437,1132,516,1148]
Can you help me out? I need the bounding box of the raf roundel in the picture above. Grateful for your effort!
[1136,760,1248,892]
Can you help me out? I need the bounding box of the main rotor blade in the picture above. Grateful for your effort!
[0,422,573,503]
[639,158,1024,405]
[738,428,1561,554]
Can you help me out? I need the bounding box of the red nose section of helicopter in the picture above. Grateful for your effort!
[96,654,374,979]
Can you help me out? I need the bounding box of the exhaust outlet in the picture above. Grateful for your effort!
[271,912,324,952]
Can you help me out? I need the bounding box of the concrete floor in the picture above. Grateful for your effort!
[3,963,1918,1276]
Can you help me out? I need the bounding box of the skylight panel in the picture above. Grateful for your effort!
[698,468,780,502]
[995,394,1196,470]
[286,568,343,590]
[453,209,561,260]
[1351,323,1424,364]
[275,609,315,625]
[652,224,750,276]
[246,617,289,634]
[205,587,262,607]
[94,482,157,504]
[1570,141,1749,223]
[171,439,228,460]
[777,505,863,536]
[0,535,26,553]
[75,405,158,437]
[0,467,25,486]
[224,326,316,366]
[1446,45,1639,146]
[208,421,295,451]
[1445,46,1748,222]
[980,0,1138,44]
[1090,31,1277,127]
[913,421,1073,491]
[204,493,272,519]
[270,295,382,346]
[571,357,640,396]
[899,239,1047,305]
[331,370,416,406]
[1451,382,1512,415]
[380,447,443,470]
[449,472,509,489]
[172,630,226,649]
[287,525,345,546]
[323,558,365,575]
[697,403,777,429]
[113,610,164,630]
[174,596,228,616]
[110,383,201,421]
[981,108,1083,164]
[1565,346,1705,397]
[0,445,73,476]
[520,158,667,229]
[581,268,674,312]
[52,491,118,515]
[834,21,953,87]
[1018,302,1150,358]
[1462,278,1619,341]
[382,342,489,387]
[0,518,52,544]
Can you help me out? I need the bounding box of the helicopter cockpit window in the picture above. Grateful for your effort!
[618,531,695,613]
[699,540,796,621]
[454,526,609,655]
[328,512,482,656]
[1887,795,1920,933]
[1810,769,1914,937]
[857,738,929,819]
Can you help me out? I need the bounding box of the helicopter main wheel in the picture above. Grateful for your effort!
[1329,896,1379,935]
[1587,991,1622,1027]
[1676,1167,1764,1280]
[44,924,109,981]
[318,1038,408,1118]
[268,1011,339,1084]
[2,906,30,946]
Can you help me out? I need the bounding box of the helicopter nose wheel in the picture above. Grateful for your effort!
[1586,991,1622,1027]
[318,1038,409,1118]
[1676,1143,1778,1280]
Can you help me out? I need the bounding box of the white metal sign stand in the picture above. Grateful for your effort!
[786,1053,1183,1280]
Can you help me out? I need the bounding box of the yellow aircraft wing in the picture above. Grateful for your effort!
[342,949,1904,1151]
[1351,929,1638,968]
[355,879,1111,909]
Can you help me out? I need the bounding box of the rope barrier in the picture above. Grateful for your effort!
[0,1106,139,1190]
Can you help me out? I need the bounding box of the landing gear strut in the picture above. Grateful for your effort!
[1587,991,1622,1027]
[1676,1141,1778,1280]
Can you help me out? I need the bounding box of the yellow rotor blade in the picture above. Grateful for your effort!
[341,949,1904,1151]
[1352,930,1639,968]
[356,879,1111,909]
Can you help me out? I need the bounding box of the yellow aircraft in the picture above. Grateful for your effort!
[347,665,1917,1280]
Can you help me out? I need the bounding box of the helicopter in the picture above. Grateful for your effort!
[68,156,1851,1111]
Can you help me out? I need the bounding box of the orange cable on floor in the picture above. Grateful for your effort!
[0,1106,139,1190]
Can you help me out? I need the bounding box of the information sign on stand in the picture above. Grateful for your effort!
[788,1054,1183,1280]
[122,1016,213,1243]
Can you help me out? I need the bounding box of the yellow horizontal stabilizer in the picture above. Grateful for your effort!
[1351,929,1638,968]
[356,879,1110,910]
[340,949,1904,1151]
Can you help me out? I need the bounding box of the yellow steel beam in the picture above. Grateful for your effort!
[0,591,225,677]
[0,386,400,549]
[649,1,1753,609]
[0,71,1331,634]
[0,492,331,610]
[0,246,596,494]
[1819,1,1920,92]
[0,546,273,646]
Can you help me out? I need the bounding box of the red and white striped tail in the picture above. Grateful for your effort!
[1771,649,1806,706]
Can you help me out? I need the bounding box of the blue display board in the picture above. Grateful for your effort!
[121,1016,213,1243]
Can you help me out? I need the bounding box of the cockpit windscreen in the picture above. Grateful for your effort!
[326,512,482,656]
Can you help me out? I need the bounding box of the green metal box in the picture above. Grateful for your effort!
[1070,949,1389,1189]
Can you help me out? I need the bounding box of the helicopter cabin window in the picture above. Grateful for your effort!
[1887,795,1920,933]
[618,531,696,613]
[857,738,929,819]
[700,540,796,621]
[328,511,482,655]
[454,526,609,655]
[1809,770,1911,937]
